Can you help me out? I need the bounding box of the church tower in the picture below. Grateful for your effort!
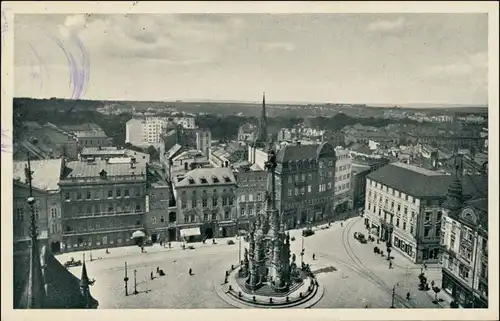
[257,92,268,146]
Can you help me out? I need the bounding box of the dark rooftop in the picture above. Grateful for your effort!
[367,162,487,199]
[276,142,335,163]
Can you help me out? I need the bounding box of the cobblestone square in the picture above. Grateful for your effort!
[57,217,449,309]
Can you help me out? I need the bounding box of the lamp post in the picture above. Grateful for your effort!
[390,283,398,308]
[133,269,138,295]
[124,262,129,296]
[470,225,481,308]
[300,235,305,266]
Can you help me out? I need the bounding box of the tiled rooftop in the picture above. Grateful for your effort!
[74,130,108,138]
[175,167,236,188]
[81,147,124,156]
[13,159,63,191]
[62,159,147,179]
[367,162,487,198]
[276,142,334,162]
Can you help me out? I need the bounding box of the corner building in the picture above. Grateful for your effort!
[59,159,147,251]
[275,142,336,228]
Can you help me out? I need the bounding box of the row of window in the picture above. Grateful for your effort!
[64,188,143,201]
[335,182,350,192]
[180,196,233,209]
[240,193,263,202]
[180,188,234,198]
[69,204,143,217]
[368,180,418,204]
[15,207,40,221]
[336,164,351,172]
[283,195,333,210]
[183,210,232,223]
[334,173,351,182]
[65,219,141,232]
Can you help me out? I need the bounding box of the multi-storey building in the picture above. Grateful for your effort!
[173,167,237,240]
[364,162,487,264]
[234,167,267,232]
[59,158,147,251]
[275,142,337,228]
[144,178,176,243]
[13,159,63,253]
[350,163,372,211]
[333,146,352,212]
[80,146,150,163]
[440,174,488,308]
[126,117,196,147]
[196,130,212,157]
[74,130,112,148]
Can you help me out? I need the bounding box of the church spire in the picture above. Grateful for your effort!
[24,153,46,308]
[258,92,268,144]
[80,253,92,308]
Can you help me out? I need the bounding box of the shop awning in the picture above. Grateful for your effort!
[131,230,146,239]
[180,228,201,237]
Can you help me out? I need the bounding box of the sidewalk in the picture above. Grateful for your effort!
[56,236,242,263]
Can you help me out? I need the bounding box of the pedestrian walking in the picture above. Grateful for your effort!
[312,253,316,260]
[389,261,393,269]
[168,242,171,249]
[189,268,193,276]
[150,271,153,280]
[156,266,160,274]
[406,292,410,300]
[431,280,435,288]
[341,222,343,227]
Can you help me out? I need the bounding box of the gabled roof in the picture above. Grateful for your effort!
[276,142,335,163]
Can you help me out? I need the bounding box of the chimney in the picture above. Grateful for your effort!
[184,162,189,170]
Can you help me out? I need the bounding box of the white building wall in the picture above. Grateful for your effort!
[334,147,352,208]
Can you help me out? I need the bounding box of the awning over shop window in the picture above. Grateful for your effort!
[180,227,201,237]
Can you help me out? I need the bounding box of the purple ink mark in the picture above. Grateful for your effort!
[1,9,8,53]
[43,30,90,100]
[1,124,12,154]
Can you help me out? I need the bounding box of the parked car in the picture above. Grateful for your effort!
[302,229,315,237]
[354,232,367,244]
[64,257,82,268]
[227,239,235,245]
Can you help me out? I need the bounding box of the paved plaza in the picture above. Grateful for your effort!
[57,216,451,309]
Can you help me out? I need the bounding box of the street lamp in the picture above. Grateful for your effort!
[390,283,399,308]
[124,262,129,296]
[300,235,305,266]
[133,269,138,295]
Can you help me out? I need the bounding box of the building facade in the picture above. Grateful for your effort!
[74,130,112,149]
[59,158,147,251]
[235,168,268,232]
[13,159,63,253]
[333,147,352,212]
[196,130,212,157]
[440,174,488,308]
[173,167,238,240]
[275,142,337,228]
[350,163,371,211]
[364,162,486,264]
[144,180,176,243]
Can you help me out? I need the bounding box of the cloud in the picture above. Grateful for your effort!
[422,52,488,77]
[367,17,405,32]
[61,14,246,64]
[261,42,296,52]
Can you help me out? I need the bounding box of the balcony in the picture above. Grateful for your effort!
[62,224,144,236]
[62,211,144,220]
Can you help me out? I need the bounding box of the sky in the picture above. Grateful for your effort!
[13,13,488,105]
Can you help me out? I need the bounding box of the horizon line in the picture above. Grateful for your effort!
[13,96,488,108]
